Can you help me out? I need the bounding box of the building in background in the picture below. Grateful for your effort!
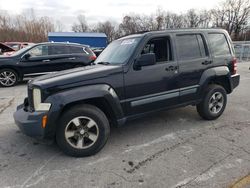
[48,32,107,48]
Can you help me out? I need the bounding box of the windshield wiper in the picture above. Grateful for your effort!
[96,61,110,65]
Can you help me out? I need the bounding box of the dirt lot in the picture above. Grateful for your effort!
[0,62,250,188]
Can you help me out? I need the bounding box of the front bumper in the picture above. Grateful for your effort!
[231,74,240,89]
[13,104,47,138]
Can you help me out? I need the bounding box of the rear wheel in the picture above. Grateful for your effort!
[0,69,18,87]
[56,104,110,157]
[196,84,227,120]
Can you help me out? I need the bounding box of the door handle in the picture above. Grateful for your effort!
[202,60,212,65]
[68,57,76,60]
[43,59,50,62]
[165,66,178,71]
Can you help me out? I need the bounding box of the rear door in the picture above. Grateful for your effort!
[175,33,212,102]
[207,32,234,74]
[46,44,73,71]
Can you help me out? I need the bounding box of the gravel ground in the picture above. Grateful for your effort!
[0,62,249,188]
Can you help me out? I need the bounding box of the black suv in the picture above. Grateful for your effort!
[14,29,240,157]
[0,42,96,87]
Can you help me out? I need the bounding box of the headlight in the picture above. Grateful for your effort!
[33,88,51,111]
[33,88,41,110]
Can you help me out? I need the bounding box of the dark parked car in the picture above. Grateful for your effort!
[14,29,240,157]
[0,42,96,87]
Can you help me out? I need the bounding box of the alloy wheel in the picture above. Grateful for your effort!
[208,92,224,114]
[65,116,99,149]
[0,71,17,86]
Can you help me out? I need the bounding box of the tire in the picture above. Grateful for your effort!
[56,104,110,157]
[0,69,19,87]
[196,84,227,120]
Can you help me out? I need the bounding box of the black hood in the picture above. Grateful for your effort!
[0,55,17,62]
[31,64,123,90]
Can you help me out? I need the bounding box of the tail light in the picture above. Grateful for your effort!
[89,55,96,61]
[232,58,237,75]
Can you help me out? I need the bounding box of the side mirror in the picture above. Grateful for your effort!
[134,53,156,70]
[23,53,31,60]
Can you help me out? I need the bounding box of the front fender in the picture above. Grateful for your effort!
[43,84,124,137]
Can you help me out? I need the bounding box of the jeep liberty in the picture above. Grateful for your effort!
[14,29,240,157]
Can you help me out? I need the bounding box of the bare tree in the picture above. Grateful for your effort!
[92,21,116,43]
[72,15,88,32]
[164,12,186,29]
[118,15,138,35]
[118,13,158,37]
[185,9,202,28]
[211,0,250,40]
[198,10,212,28]
[55,20,65,32]
[0,10,55,42]
[155,8,165,30]
[1,0,250,43]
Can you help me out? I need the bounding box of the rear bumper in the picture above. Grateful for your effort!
[231,74,240,89]
[13,104,46,139]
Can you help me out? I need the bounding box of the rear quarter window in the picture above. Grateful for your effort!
[69,46,94,55]
[70,46,86,54]
[48,45,69,55]
[208,33,231,56]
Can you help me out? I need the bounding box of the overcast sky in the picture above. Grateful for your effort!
[0,0,222,31]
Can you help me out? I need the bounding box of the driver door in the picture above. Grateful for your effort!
[21,45,52,75]
[123,36,180,116]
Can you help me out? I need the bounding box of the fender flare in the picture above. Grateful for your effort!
[44,84,124,136]
[198,66,232,95]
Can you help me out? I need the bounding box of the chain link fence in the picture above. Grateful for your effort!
[233,41,250,62]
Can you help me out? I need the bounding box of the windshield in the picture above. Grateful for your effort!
[11,45,34,56]
[95,37,141,65]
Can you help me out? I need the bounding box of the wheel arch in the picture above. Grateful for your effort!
[60,97,119,127]
[198,66,233,97]
[44,84,124,137]
[0,66,22,81]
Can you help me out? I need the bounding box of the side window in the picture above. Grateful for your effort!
[70,46,89,54]
[142,43,155,54]
[208,33,231,56]
[48,45,69,55]
[28,45,48,57]
[176,34,207,60]
[141,37,172,63]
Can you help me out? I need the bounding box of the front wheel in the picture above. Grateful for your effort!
[56,104,110,157]
[0,69,19,87]
[196,84,227,120]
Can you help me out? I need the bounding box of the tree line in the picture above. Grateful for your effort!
[0,0,250,43]
[74,0,250,42]
[0,10,55,42]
